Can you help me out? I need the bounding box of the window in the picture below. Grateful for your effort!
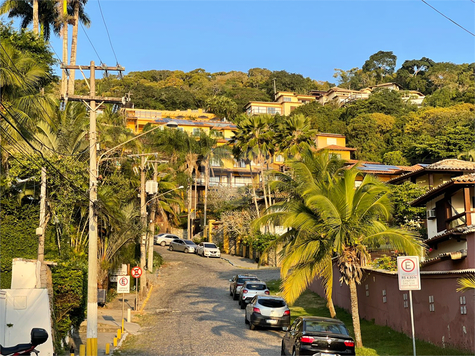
[209,177,220,186]
[283,97,292,102]
[192,128,200,136]
[210,157,220,167]
[251,106,267,114]
[326,137,337,145]
[234,159,246,168]
[267,107,282,115]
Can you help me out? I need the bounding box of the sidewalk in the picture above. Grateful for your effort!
[74,254,277,355]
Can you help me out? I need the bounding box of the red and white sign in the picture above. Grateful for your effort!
[397,256,421,291]
[117,276,130,293]
[131,266,143,279]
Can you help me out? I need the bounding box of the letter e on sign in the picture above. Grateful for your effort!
[397,256,421,291]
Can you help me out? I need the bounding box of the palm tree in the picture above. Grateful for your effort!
[257,150,344,318]
[457,276,475,292]
[259,153,424,347]
[68,0,90,95]
[275,114,317,160]
[230,115,275,215]
[0,0,60,41]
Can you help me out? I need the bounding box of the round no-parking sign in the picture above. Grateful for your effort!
[117,276,130,293]
[397,256,421,291]
[131,266,143,279]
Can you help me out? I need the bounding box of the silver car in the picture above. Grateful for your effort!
[239,280,270,309]
[196,242,221,258]
[154,233,180,246]
[168,239,197,253]
[245,295,290,330]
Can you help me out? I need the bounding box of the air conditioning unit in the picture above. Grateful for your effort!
[427,209,436,219]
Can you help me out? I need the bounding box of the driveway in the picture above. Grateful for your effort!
[120,247,282,355]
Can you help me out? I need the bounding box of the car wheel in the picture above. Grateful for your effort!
[229,288,233,296]
[291,348,297,356]
[169,245,173,251]
[232,290,238,300]
[280,341,286,356]
[240,300,246,309]
[245,314,249,324]
[249,322,256,330]
[160,241,166,247]
[184,249,189,253]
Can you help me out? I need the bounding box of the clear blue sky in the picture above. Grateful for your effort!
[5,0,475,83]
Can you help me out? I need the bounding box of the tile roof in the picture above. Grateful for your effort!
[425,159,475,170]
[424,225,475,244]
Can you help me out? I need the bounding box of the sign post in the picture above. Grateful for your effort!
[397,256,421,356]
[117,276,130,327]
[131,266,143,310]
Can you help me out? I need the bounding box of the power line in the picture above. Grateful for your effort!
[80,22,103,64]
[97,0,119,65]
[421,0,475,37]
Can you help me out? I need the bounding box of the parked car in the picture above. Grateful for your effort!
[245,295,290,330]
[281,316,355,356]
[196,242,221,258]
[229,274,259,300]
[168,239,198,253]
[238,280,269,308]
[154,233,180,246]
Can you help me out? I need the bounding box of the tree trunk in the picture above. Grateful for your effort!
[33,0,39,35]
[203,161,210,228]
[327,297,336,318]
[249,165,260,218]
[349,279,363,347]
[68,1,79,95]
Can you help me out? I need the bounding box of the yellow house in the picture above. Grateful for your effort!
[245,92,316,116]
[124,108,217,133]
[314,133,356,161]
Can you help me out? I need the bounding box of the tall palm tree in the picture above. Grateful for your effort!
[275,114,317,160]
[0,0,60,41]
[230,115,275,215]
[68,0,90,95]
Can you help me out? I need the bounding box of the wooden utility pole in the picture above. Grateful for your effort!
[61,62,124,356]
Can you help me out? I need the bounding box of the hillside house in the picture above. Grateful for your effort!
[245,91,316,116]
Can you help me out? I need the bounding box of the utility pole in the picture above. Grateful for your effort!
[140,155,147,294]
[37,167,47,288]
[60,0,68,97]
[61,61,124,356]
[147,161,158,272]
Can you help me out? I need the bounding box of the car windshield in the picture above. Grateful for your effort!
[237,277,258,283]
[204,243,217,248]
[184,240,195,245]
[305,321,349,335]
[258,298,286,308]
[246,283,266,290]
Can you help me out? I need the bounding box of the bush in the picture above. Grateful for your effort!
[153,251,163,271]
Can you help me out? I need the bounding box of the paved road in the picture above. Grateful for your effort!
[120,247,282,356]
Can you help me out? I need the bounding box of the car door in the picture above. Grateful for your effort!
[176,240,186,252]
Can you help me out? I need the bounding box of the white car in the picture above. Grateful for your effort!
[154,233,180,246]
[196,242,221,258]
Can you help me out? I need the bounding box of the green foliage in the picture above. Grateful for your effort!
[0,195,39,289]
[382,151,410,166]
[153,251,163,271]
[263,70,317,97]
[388,181,427,232]
[370,255,397,271]
[51,262,86,352]
[246,232,278,253]
[291,102,346,134]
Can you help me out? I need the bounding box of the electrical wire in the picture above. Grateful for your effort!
[97,0,119,65]
[80,22,103,64]
[421,0,475,37]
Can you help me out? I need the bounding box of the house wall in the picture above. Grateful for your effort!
[309,266,475,352]
[428,240,468,259]
[427,196,444,238]
[315,135,346,148]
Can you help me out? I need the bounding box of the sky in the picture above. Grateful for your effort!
[3,0,475,83]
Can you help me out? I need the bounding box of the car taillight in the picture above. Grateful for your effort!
[344,340,355,347]
[300,336,314,344]
[243,289,248,294]
[265,290,270,295]
[283,310,290,316]
[253,307,261,314]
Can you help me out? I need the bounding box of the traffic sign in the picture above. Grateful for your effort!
[397,256,421,291]
[117,276,130,293]
[131,266,143,279]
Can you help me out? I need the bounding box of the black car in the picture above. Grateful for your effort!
[281,316,355,356]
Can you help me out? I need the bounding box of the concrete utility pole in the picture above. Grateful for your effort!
[61,61,124,356]
[140,155,147,293]
[147,161,158,272]
[37,167,47,288]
